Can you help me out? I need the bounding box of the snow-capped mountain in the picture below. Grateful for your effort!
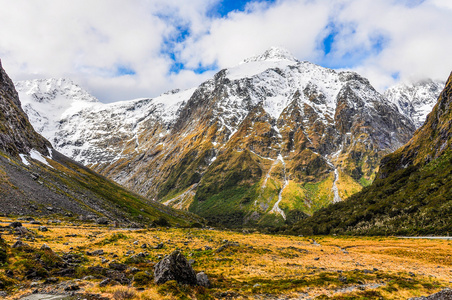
[16,47,418,227]
[16,78,195,165]
[384,79,444,128]
[0,60,200,226]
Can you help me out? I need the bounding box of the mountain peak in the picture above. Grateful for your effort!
[242,47,298,64]
[15,78,99,104]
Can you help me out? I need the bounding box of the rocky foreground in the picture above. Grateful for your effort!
[0,217,450,299]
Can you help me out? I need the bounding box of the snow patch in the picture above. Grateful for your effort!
[19,154,30,166]
[30,149,53,168]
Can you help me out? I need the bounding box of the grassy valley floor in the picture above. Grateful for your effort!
[0,217,451,299]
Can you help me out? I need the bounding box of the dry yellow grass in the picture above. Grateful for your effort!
[1,217,451,299]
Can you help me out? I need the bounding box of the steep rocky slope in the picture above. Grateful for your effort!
[290,73,452,235]
[16,48,416,227]
[385,79,444,128]
[0,60,201,226]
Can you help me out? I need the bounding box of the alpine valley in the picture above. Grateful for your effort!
[0,59,201,227]
[15,48,443,228]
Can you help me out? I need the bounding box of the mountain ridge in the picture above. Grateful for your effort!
[14,48,439,227]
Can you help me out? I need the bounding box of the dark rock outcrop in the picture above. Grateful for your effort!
[409,288,452,300]
[154,250,197,285]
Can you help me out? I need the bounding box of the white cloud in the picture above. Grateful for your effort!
[0,0,451,102]
[180,0,331,69]
[328,0,452,89]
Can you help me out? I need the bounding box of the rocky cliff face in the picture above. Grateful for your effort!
[0,60,51,157]
[0,60,201,226]
[15,48,417,227]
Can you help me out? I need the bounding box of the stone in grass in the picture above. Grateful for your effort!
[98,278,111,287]
[39,226,48,232]
[12,240,28,248]
[9,222,22,228]
[96,217,109,225]
[44,277,59,284]
[154,250,197,285]
[40,244,52,251]
[196,272,210,288]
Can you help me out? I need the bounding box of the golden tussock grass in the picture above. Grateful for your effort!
[1,217,451,299]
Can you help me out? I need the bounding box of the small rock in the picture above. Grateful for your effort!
[9,221,22,228]
[314,257,320,261]
[409,272,416,277]
[87,249,104,256]
[98,278,110,287]
[5,270,14,278]
[0,291,7,297]
[46,207,53,211]
[64,283,80,291]
[14,226,29,235]
[141,244,147,249]
[12,240,28,248]
[101,258,109,264]
[40,244,52,251]
[39,226,48,232]
[133,240,139,245]
[196,272,210,287]
[30,221,41,225]
[253,283,261,288]
[188,259,196,266]
[109,263,128,271]
[204,246,212,251]
[44,277,59,284]
[154,243,164,249]
[339,276,347,283]
[96,217,109,225]
[30,281,40,288]
[82,275,95,280]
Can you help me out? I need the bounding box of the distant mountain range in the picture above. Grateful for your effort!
[0,60,201,226]
[14,48,443,227]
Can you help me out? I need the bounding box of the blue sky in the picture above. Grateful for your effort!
[0,0,451,102]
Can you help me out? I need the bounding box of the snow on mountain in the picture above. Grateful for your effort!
[384,79,444,128]
[14,47,424,227]
[15,78,196,164]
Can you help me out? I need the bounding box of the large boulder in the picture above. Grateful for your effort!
[154,250,197,285]
[409,288,452,300]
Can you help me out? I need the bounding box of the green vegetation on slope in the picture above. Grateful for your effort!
[288,150,452,235]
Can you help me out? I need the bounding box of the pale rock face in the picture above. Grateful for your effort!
[15,47,433,227]
[384,79,444,128]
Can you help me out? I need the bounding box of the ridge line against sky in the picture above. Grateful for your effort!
[0,0,451,103]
